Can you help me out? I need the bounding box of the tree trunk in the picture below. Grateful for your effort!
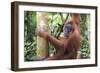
[36,12,49,60]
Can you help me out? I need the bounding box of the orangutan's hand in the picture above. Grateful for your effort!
[36,29,49,38]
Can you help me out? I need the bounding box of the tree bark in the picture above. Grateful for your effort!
[36,12,49,60]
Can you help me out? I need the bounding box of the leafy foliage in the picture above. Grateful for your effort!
[80,14,90,58]
[24,11,90,61]
[24,11,37,61]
